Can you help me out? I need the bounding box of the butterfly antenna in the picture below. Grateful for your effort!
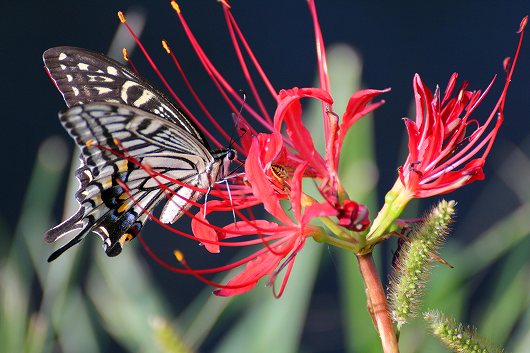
[225,162,245,179]
[228,89,247,149]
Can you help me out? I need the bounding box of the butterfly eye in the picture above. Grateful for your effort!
[227,149,237,161]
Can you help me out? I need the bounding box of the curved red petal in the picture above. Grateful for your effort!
[214,238,296,296]
[245,134,293,225]
[191,211,220,253]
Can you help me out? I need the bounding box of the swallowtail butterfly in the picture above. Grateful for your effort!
[43,46,235,262]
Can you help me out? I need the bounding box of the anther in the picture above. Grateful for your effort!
[217,0,231,9]
[161,39,171,54]
[170,1,181,14]
[118,11,126,23]
[122,48,129,62]
[173,250,184,262]
[518,16,528,34]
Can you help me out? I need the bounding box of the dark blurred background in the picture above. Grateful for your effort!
[2,1,529,352]
[4,0,529,224]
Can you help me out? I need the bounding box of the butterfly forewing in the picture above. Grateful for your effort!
[44,47,234,261]
[45,103,224,261]
[43,46,207,147]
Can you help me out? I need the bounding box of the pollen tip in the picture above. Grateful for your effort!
[503,57,512,72]
[174,250,184,262]
[217,0,231,9]
[122,48,129,61]
[170,1,181,14]
[118,11,126,23]
[161,39,171,54]
[518,15,528,33]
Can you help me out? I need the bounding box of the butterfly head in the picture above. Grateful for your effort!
[219,148,237,179]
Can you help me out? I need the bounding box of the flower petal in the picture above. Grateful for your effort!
[214,237,296,296]
[191,210,220,253]
[274,87,332,176]
[245,133,293,225]
[336,88,389,163]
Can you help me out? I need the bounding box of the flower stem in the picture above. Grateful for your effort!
[357,253,400,353]
[365,180,413,247]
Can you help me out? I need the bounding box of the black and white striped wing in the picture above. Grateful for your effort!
[43,46,207,146]
[45,103,219,262]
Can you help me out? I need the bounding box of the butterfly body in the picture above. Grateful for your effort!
[43,47,234,261]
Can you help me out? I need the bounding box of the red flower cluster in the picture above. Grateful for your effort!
[118,2,526,295]
[118,0,386,296]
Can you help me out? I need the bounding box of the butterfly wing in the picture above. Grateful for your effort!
[45,103,221,261]
[43,46,207,146]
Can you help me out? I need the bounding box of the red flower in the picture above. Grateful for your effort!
[399,17,526,198]
[366,16,527,244]
[114,0,385,296]
[117,2,526,296]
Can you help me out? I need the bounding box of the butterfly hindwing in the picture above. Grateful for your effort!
[45,103,221,261]
[43,46,207,146]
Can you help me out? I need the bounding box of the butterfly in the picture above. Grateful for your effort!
[43,46,236,262]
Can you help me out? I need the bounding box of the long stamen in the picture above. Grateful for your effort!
[118,11,227,149]
[222,3,275,121]
[119,177,292,247]
[161,39,243,153]
[221,1,277,102]
[270,247,298,298]
[170,1,274,133]
[138,231,289,276]
[138,236,284,295]
[122,48,139,74]
[307,0,330,94]
[307,0,332,149]
[108,150,297,241]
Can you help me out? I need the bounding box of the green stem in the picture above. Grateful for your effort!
[365,180,413,246]
[317,216,364,251]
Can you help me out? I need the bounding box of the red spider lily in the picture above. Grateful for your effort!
[399,16,527,198]
[117,0,387,295]
[367,16,527,243]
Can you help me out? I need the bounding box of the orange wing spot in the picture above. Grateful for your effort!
[101,177,113,190]
[118,11,126,23]
[85,139,95,147]
[119,233,133,246]
[117,200,132,214]
[115,160,128,173]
